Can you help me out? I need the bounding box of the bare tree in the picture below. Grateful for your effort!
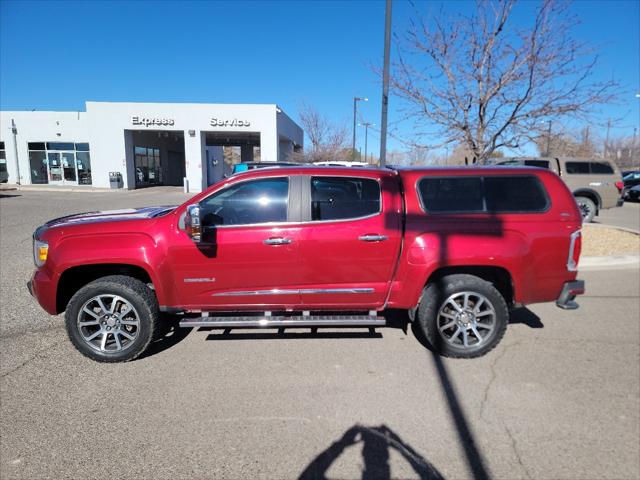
[290,102,350,163]
[533,126,599,158]
[390,0,618,164]
[605,134,640,170]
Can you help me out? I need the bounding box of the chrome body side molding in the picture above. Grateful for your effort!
[212,288,374,297]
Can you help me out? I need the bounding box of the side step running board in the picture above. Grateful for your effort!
[179,314,386,329]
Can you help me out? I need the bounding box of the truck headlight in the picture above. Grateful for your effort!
[33,239,49,267]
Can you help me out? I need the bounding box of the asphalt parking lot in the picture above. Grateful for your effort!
[1,188,639,480]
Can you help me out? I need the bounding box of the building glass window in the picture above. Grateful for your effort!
[76,152,92,185]
[46,142,75,151]
[29,151,48,184]
[27,142,91,185]
[134,147,161,187]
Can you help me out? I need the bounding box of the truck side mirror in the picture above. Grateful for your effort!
[184,204,201,243]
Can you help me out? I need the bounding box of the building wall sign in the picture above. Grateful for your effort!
[210,118,251,127]
[131,116,175,127]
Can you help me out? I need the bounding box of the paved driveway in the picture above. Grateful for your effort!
[1,189,639,480]
[597,201,640,231]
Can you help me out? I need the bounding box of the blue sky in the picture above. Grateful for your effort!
[1,0,638,155]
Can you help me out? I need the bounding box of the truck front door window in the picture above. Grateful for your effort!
[200,177,289,226]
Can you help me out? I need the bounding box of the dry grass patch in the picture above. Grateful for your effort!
[581,226,640,257]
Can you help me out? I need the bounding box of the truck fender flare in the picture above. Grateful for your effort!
[572,188,601,209]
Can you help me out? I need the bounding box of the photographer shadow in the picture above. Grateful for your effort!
[299,424,445,480]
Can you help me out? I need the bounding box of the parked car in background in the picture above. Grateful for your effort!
[29,166,584,363]
[231,162,298,175]
[313,161,370,167]
[622,171,640,200]
[625,184,640,202]
[0,150,8,183]
[495,157,623,222]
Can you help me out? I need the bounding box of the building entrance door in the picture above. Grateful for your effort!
[47,151,78,185]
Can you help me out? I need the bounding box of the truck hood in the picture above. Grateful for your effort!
[37,206,176,233]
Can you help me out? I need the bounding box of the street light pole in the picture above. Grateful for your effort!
[11,119,21,185]
[379,0,392,168]
[359,122,374,163]
[352,97,368,160]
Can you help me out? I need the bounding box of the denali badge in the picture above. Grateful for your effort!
[183,277,216,283]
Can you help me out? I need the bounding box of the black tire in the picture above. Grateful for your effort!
[575,196,596,223]
[416,274,508,359]
[65,275,159,363]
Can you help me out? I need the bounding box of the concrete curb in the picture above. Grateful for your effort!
[580,255,640,270]
[2,185,122,194]
[584,223,640,235]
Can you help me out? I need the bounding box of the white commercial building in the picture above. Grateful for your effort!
[0,101,303,192]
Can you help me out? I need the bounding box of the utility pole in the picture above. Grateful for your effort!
[11,119,21,185]
[633,127,638,168]
[545,120,553,157]
[379,0,392,168]
[605,118,611,158]
[352,97,368,160]
[359,122,374,163]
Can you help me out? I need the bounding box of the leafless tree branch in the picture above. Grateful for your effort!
[389,0,619,164]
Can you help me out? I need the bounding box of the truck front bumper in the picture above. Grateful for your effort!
[27,269,58,315]
[556,280,585,310]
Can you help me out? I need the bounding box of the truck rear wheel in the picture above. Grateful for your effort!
[416,274,508,358]
[64,275,159,363]
[575,196,596,223]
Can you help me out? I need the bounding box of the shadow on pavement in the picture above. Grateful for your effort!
[203,328,383,341]
[137,317,193,360]
[509,307,544,328]
[0,193,21,198]
[410,321,491,480]
[299,424,445,480]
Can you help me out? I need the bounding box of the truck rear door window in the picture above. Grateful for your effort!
[418,175,549,214]
[565,162,591,174]
[311,177,380,221]
[484,176,549,212]
[589,162,614,174]
[523,160,550,169]
[418,177,484,212]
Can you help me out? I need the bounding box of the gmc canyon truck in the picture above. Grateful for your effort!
[29,166,585,362]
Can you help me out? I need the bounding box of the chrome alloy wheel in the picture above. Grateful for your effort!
[437,291,496,348]
[578,203,593,220]
[76,295,140,353]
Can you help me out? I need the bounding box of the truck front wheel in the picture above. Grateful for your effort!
[65,275,159,362]
[416,274,508,358]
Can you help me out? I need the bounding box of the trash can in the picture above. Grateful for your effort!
[109,172,123,189]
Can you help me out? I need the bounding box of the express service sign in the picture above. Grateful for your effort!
[210,118,251,127]
[131,116,175,127]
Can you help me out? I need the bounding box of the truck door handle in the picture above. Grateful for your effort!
[263,237,292,245]
[359,234,388,242]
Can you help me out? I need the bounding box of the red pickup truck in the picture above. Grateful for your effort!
[29,166,584,362]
